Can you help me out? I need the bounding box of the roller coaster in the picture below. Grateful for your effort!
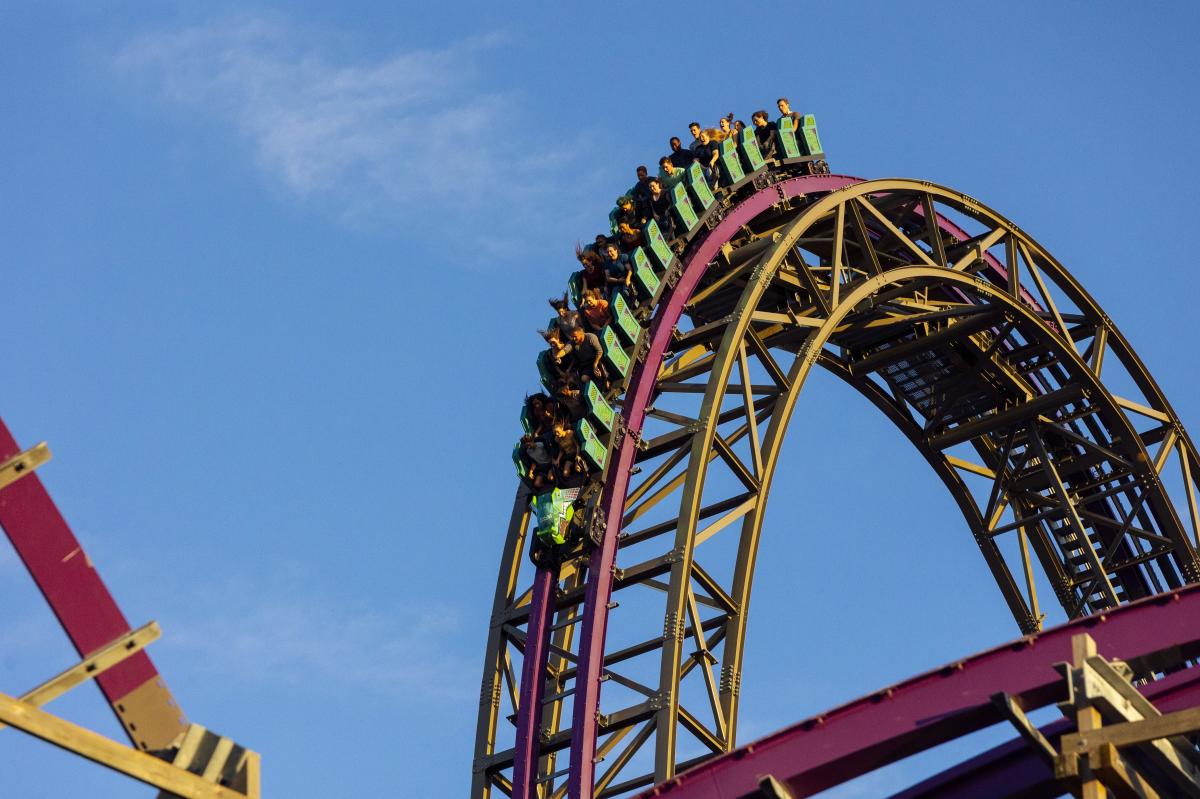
[5,103,1200,799]
[473,108,1200,798]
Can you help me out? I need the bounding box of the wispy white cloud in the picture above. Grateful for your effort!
[160,571,474,702]
[113,15,596,252]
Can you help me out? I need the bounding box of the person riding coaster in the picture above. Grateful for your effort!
[522,95,828,559]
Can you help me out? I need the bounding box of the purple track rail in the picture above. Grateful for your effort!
[638,584,1200,798]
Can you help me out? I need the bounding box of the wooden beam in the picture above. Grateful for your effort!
[1061,706,1200,754]
[0,691,251,799]
[991,692,1057,765]
[1091,742,1164,799]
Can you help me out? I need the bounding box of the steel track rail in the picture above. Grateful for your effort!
[639,583,1200,798]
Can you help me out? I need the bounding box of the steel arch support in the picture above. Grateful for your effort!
[651,253,1200,784]
[478,177,1200,798]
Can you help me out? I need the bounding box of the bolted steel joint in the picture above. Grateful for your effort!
[664,611,686,643]
[588,510,607,547]
[719,664,742,696]
[664,546,687,564]
[665,263,684,288]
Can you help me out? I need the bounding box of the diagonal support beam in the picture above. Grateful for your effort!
[2,621,162,732]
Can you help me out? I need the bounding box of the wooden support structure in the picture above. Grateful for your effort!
[1046,633,1200,799]
[0,620,259,798]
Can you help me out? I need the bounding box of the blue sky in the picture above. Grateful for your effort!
[2,2,1199,796]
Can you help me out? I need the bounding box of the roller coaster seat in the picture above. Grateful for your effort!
[717,138,746,187]
[686,162,716,210]
[670,180,699,233]
[777,114,823,159]
[738,127,767,172]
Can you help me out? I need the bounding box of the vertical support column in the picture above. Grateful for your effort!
[1072,633,1106,799]
[511,566,557,798]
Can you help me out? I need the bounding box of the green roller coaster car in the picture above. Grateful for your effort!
[533,486,581,546]
[777,114,823,161]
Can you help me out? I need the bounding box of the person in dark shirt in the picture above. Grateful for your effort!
[540,326,572,382]
[552,371,587,422]
[668,136,695,169]
[693,129,720,187]
[630,165,653,218]
[520,394,558,492]
[576,250,609,296]
[645,177,675,239]
[552,418,587,483]
[752,110,779,161]
[613,196,644,252]
[601,242,634,305]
